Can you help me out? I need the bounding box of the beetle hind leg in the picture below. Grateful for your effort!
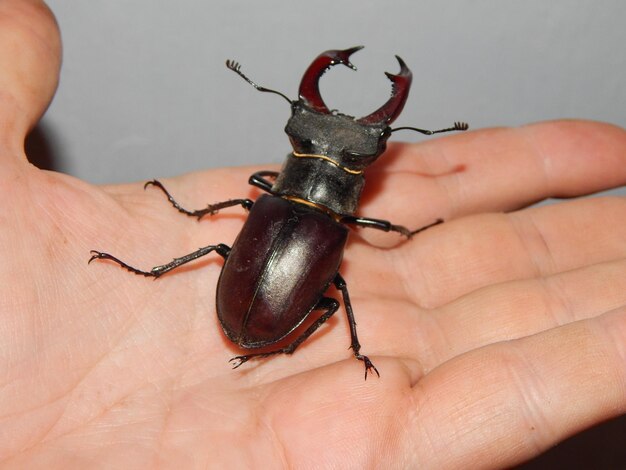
[228,296,339,369]
[230,279,379,380]
[333,273,379,380]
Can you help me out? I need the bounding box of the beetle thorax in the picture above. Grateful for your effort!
[271,46,412,218]
[285,102,390,172]
[270,102,391,217]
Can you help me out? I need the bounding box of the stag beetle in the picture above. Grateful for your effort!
[89,46,468,379]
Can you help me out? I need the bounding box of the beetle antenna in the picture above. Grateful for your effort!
[226,60,293,105]
[391,121,469,135]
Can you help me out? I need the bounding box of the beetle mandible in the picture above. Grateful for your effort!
[89,46,468,379]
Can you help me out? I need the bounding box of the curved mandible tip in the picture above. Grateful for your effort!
[298,46,364,113]
[357,55,413,126]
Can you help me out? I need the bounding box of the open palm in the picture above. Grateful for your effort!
[2,2,626,468]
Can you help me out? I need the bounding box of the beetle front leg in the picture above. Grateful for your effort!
[341,215,442,239]
[248,171,279,193]
[89,243,231,278]
[333,273,379,380]
[229,296,339,368]
[145,180,253,220]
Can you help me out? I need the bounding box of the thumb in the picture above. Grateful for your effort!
[0,0,61,156]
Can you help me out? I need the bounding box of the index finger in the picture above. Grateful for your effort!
[359,120,626,230]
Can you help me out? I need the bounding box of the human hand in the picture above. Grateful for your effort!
[1,1,625,468]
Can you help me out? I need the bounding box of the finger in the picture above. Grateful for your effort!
[346,256,626,375]
[405,258,626,372]
[390,195,626,307]
[0,0,61,150]
[405,306,626,469]
[359,120,626,229]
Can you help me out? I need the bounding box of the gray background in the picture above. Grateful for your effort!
[36,0,625,198]
[33,2,626,467]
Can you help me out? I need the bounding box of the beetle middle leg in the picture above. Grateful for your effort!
[145,180,253,220]
[341,215,443,239]
[89,243,231,278]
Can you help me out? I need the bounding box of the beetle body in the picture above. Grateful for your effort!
[89,46,467,379]
[217,194,347,348]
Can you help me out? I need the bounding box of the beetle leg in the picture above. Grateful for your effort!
[229,296,339,369]
[226,60,292,105]
[89,243,231,278]
[145,180,253,220]
[230,275,380,379]
[391,121,469,135]
[248,171,279,193]
[333,273,380,380]
[340,215,443,239]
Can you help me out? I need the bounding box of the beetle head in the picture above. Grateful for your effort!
[287,46,412,172]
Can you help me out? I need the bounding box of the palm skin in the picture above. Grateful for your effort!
[1,2,626,468]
